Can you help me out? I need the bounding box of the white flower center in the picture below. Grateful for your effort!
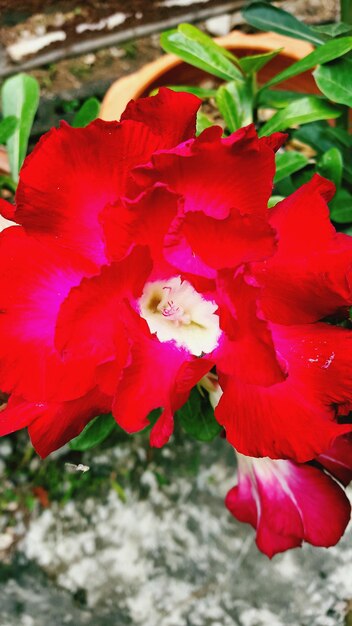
[139,276,221,356]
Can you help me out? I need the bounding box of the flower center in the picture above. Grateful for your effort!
[158,286,191,325]
[139,276,221,356]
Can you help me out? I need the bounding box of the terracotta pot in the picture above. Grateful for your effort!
[100,31,315,122]
[0,146,10,176]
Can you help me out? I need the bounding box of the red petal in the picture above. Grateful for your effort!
[226,454,350,557]
[217,323,352,462]
[0,198,15,220]
[318,434,352,486]
[15,102,196,264]
[121,87,200,145]
[112,309,212,445]
[253,174,352,324]
[101,184,179,277]
[0,227,95,402]
[55,247,152,369]
[177,210,276,271]
[136,124,278,220]
[214,270,286,387]
[0,389,112,458]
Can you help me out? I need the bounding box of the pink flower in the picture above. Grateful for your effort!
[226,441,352,557]
[0,88,351,469]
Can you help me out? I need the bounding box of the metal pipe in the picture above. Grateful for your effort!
[0,1,244,78]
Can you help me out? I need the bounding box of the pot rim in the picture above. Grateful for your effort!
[100,30,313,121]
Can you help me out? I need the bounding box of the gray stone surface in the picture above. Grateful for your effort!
[1,437,351,626]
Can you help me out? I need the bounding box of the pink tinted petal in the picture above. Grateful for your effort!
[318,434,352,486]
[55,247,152,367]
[164,212,217,279]
[253,175,352,324]
[225,473,258,528]
[0,227,95,402]
[121,87,200,144]
[226,454,351,557]
[217,322,352,462]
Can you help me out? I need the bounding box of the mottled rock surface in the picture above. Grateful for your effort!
[1,436,351,626]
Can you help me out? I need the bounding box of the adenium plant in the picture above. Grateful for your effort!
[0,2,352,559]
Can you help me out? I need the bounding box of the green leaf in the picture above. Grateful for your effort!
[259,96,340,136]
[274,151,309,183]
[72,97,100,128]
[69,414,117,451]
[0,116,18,144]
[326,126,352,148]
[313,22,352,37]
[242,2,324,45]
[329,189,352,223]
[179,23,242,67]
[268,195,285,207]
[239,48,283,74]
[258,88,322,109]
[216,77,253,132]
[0,174,16,192]
[263,36,352,89]
[156,85,217,98]
[314,58,352,107]
[196,110,213,135]
[317,147,343,188]
[178,388,221,442]
[160,24,243,81]
[293,120,335,153]
[1,73,40,182]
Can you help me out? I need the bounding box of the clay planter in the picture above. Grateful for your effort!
[100,31,316,122]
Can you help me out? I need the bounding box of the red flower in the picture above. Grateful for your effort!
[0,88,351,468]
[225,439,352,557]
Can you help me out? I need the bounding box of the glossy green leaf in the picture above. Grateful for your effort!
[317,147,343,188]
[196,110,213,135]
[329,189,352,223]
[268,195,285,207]
[313,22,352,37]
[216,77,253,132]
[0,116,18,144]
[326,126,352,148]
[1,73,39,182]
[239,48,283,74]
[72,97,100,128]
[259,96,340,136]
[293,120,335,153]
[157,85,217,98]
[179,23,242,66]
[343,162,352,185]
[264,36,352,89]
[314,58,352,107]
[274,151,309,183]
[178,388,221,442]
[0,175,16,192]
[257,88,312,109]
[69,414,117,451]
[160,25,243,81]
[242,2,324,45]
